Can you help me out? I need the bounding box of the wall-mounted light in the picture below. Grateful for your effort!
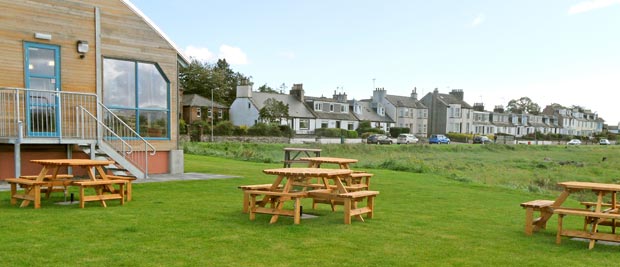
[34,32,52,40]
[76,40,89,59]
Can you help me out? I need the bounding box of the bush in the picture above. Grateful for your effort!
[389,127,410,138]
[189,120,210,141]
[346,130,358,138]
[213,121,234,136]
[446,132,470,143]
[315,128,342,137]
[278,125,294,137]
[179,119,187,134]
[233,125,248,136]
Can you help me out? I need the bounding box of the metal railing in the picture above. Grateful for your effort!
[1,87,155,177]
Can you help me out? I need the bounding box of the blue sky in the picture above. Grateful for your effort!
[130,0,620,124]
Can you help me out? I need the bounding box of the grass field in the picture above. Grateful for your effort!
[1,143,620,266]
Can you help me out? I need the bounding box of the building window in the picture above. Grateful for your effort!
[314,102,321,111]
[196,108,201,118]
[248,103,251,109]
[218,109,223,119]
[348,122,354,130]
[300,119,309,129]
[207,108,212,118]
[341,105,346,112]
[103,58,169,139]
[321,121,328,128]
[330,104,334,112]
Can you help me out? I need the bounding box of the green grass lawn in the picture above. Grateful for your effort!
[2,146,620,266]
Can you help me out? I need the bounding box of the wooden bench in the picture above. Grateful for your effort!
[105,175,137,201]
[245,190,308,224]
[520,200,554,235]
[5,178,49,209]
[283,147,321,168]
[238,184,282,213]
[20,174,74,199]
[338,190,379,224]
[348,172,373,188]
[72,180,126,208]
[554,208,620,247]
[580,201,620,228]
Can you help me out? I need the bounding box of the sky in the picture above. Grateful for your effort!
[130,0,620,124]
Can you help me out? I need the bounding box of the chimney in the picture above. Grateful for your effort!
[333,90,347,102]
[449,89,464,101]
[411,87,418,100]
[473,103,485,112]
[236,84,253,98]
[372,87,387,104]
[493,105,504,113]
[289,83,304,101]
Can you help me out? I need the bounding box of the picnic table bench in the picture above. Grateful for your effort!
[283,147,321,168]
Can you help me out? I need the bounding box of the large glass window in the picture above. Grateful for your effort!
[104,58,170,139]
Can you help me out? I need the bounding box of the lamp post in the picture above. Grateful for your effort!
[211,87,217,142]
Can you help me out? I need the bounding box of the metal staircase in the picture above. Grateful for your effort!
[1,87,155,179]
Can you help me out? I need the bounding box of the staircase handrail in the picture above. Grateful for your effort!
[97,102,157,156]
[77,105,133,154]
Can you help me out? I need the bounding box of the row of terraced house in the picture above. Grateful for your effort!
[230,84,604,138]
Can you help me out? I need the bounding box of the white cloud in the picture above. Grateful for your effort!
[279,51,296,60]
[568,0,620,15]
[471,14,485,27]
[218,45,249,65]
[184,45,215,63]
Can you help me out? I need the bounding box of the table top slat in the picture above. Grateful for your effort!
[298,157,358,164]
[263,168,351,177]
[30,159,115,166]
[558,181,620,192]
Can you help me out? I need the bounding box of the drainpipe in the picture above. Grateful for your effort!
[14,121,23,178]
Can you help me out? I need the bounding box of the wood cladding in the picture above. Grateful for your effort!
[0,0,182,149]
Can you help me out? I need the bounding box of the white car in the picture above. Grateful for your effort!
[567,139,581,145]
[600,139,611,145]
[397,134,419,144]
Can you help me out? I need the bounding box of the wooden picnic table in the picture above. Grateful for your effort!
[8,159,119,208]
[247,168,352,224]
[299,156,358,169]
[551,181,620,249]
[283,147,321,167]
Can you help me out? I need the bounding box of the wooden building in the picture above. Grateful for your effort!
[0,0,188,179]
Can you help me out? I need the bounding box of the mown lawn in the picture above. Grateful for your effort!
[1,148,619,266]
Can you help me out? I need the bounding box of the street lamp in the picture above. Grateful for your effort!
[211,87,217,142]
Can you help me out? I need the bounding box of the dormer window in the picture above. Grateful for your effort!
[314,102,321,111]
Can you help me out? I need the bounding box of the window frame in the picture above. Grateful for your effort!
[103,57,170,140]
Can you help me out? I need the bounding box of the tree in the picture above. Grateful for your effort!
[180,58,251,107]
[258,98,289,123]
[257,84,278,93]
[506,97,541,114]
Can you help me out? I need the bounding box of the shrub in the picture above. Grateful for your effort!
[213,121,234,136]
[233,125,248,136]
[278,125,294,137]
[346,130,358,138]
[315,128,342,137]
[389,127,410,138]
[179,119,187,134]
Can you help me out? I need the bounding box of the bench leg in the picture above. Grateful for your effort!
[524,207,534,235]
[33,185,41,209]
[119,183,125,206]
[293,197,301,224]
[343,198,352,224]
[249,194,257,221]
[79,186,86,208]
[367,195,375,219]
[556,214,564,244]
[10,183,17,205]
[125,182,132,202]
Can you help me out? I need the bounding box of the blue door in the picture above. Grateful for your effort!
[24,42,60,137]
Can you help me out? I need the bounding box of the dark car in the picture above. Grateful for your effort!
[367,134,392,144]
[429,134,450,144]
[473,136,491,144]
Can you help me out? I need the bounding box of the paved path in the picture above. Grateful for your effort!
[0,172,240,192]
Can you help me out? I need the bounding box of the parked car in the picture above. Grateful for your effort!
[599,139,611,145]
[567,139,582,145]
[367,134,391,144]
[397,134,418,144]
[429,134,450,144]
[473,135,491,144]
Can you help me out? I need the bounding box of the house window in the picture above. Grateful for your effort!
[341,105,345,112]
[300,119,309,129]
[218,109,223,119]
[196,108,201,118]
[321,121,328,128]
[103,58,169,139]
[248,103,251,109]
[314,102,321,111]
[330,104,334,112]
[207,108,212,118]
[348,122,354,130]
